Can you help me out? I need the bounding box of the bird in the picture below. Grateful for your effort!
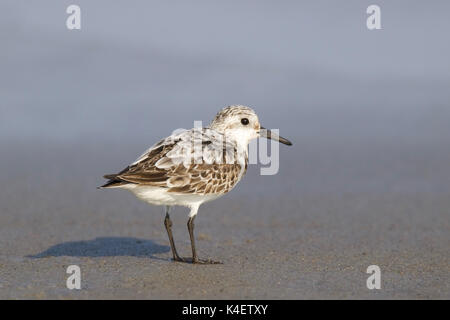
[99,105,292,264]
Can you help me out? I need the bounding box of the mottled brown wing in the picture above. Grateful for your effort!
[167,163,244,195]
[101,128,246,194]
[113,143,175,187]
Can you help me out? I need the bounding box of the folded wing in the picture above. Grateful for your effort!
[100,129,244,195]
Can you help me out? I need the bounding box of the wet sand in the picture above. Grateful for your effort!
[0,139,448,299]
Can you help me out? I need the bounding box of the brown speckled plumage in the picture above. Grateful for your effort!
[101,127,247,195]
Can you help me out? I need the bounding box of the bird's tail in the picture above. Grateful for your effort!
[98,174,127,189]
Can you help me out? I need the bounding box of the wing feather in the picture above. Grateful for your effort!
[101,128,246,194]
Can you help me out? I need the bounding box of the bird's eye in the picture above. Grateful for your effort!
[241,118,249,125]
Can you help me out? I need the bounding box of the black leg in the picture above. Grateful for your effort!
[163,208,184,262]
[187,215,222,264]
[187,216,197,261]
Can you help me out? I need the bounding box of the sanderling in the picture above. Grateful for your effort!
[99,105,292,264]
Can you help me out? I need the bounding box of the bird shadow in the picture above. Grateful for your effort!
[26,237,170,260]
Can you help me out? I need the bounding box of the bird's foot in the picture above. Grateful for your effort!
[192,257,223,265]
[172,255,189,263]
[172,256,222,264]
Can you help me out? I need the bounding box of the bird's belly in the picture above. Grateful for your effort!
[124,185,222,207]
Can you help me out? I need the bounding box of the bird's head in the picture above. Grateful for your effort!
[209,105,292,147]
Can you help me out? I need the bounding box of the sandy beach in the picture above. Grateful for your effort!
[0,138,448,299]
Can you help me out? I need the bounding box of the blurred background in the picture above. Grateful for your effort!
[2,0,450,194]
[0,1,449,299]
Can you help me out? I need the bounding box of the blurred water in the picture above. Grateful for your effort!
[1,1,450,140]
[1,1,450,195]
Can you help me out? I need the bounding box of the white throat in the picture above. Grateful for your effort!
[225,129,255,151]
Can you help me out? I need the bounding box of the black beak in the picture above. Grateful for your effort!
[260,127,292,146]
